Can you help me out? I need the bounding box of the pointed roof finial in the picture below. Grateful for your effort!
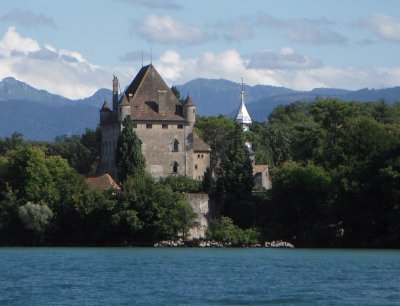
[236,78,252,130]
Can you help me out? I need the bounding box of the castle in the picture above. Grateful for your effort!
[97,64,210,181]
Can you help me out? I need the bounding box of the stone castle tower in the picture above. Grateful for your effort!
[97,64,210,181]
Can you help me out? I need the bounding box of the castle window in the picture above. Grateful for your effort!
[172,161,179,173]
[177,124,183,129]
[146,123,152,129]
[195,164,198,170]
[162,124,168,129]
[172,139,179,152]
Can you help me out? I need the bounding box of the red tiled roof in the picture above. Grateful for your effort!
[193,132,211,152]
[86,174,121,191]
[253,165,268,175]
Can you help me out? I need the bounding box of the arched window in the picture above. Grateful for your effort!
[172,161,179,173]
[172,139,179,152]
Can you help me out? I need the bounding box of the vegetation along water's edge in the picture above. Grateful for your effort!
[0,98,399,248]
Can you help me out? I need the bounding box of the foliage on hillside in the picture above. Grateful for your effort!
[0,144,196,246]
[195,99,400,247]
[1,98,400,247]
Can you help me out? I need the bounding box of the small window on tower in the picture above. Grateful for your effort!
[162,124,168,129]
[146,123,152,129]
[177,124,183,129]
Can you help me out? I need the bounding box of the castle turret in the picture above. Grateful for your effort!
[184,95,196,126]
[235,80,252,131]
[100,100,111,125]
[112,75,119,114]
[118,95,131,123]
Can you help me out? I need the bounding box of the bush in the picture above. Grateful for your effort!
[206,216,261,246]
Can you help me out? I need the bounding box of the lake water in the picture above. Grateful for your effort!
[0,248,399,305]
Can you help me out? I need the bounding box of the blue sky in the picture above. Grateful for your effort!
[0,0,400,99]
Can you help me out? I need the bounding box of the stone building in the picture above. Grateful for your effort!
[97,64,210,181]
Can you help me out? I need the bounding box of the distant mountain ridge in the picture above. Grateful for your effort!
[177,79,400,121]
[0,77,399,140]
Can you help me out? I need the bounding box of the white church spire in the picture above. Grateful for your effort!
[235,78,252,131]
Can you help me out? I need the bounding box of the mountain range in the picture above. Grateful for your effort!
[0,77,399,141]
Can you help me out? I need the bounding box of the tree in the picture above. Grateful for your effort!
[18,202,53,244]
[270,162,332,246]
[161,175,202,193]
[5,146,75,209]
[171,85,181,101]
[216,124,254,199]
[115,116,146,182]
[46,127,101,175]
[206,217,261,246]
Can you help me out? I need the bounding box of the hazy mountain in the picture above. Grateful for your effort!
[0,78,103,141]
[0,77,70,106]
[0,76,399,141]
[177,78,295,116]
[178,79,400,121]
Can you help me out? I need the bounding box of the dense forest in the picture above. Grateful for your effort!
[198,98,400,247]
[0,98,399,247]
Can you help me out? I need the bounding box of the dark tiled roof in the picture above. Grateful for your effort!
[120,95,130,106]
[122,64,185,122]
[193,132,211,152]
[86,174,121,191]
[184,95,195,106]
[100,100,111,112]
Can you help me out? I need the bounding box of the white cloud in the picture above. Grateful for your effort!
[133,14,207,44]
[0,27,119,99]
[364,13,400,42]
[116,0,182,10]
[153,49,400,91]
[247,48,322,70]
[257,14,347,45]
[1,27,400,102]
[1,9,56,29]
[212,18,254,42]
[0,27,39,56]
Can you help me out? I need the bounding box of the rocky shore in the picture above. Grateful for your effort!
[154,238,294,248]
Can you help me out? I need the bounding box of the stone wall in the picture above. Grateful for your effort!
[135,122,191,179]
[185,193,210,238]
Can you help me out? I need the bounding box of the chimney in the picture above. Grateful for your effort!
[158,90,167,114]
[113,76,118,112]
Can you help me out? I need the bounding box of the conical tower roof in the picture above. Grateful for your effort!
[235,84,252,125]
[100,100,111,112]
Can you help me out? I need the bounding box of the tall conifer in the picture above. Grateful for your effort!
[116,116,145,182]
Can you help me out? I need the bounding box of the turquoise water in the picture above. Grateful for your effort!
[0,248,399,305]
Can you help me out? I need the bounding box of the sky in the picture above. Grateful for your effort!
[0,0,400,99]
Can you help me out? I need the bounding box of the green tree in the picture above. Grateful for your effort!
[46,127,101,175]
[5,147,75,209]
[206,216,261,246]
[115,116,146,182]
[18,202,53,244]
[161,175,202,193]
[171,85,181,101]
[216,124,254,199]
[271,162,332,246]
